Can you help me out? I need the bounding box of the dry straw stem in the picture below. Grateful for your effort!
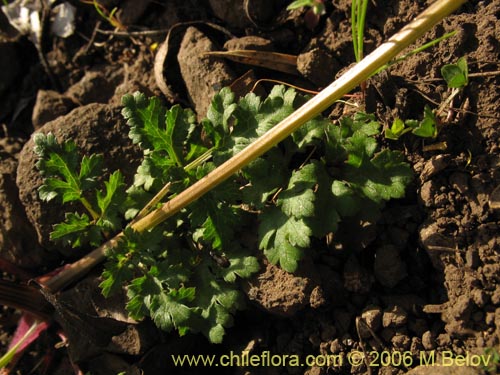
[44,0,467,293]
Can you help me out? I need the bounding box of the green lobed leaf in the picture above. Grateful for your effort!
[50,212,102,248]
[342,149,413,203]
[345,132,378,167]
[215,86,297,159]
[96,170,126,231]
[123,92,195,167]
[100,253,134,297]
[441,57,468,88]
[206,87,238,133]
[35,135,84,203]
[148,286,197,335]
[190,261,246,343]
[241,150,289,208]
[331,180,361,217]
[125,275,151,320]
[258,207,311,272]
[79,154,103,191]
[292,116,328,149]
[277,162,318,219]
[411,106,437,138]
[385,118,412,140]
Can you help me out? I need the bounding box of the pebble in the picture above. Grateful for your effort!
[436,333,451,346]
[361,305,382,332]
[382,305,408,328]
[420,154,451,182]
[297,48,339,87]
[374,245,407,288]
[419,180,436,207]
[329,338,342,354]
[449,172,469,195]
[471,288,488,308]
[489,184,500,210]
[421,330,435,350]
[391,332,411,350]
[485,311,495,326]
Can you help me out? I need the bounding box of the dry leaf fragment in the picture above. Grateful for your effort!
[203,50,299,75]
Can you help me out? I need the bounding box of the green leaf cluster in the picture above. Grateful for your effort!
[35,85,413,343]
[34,133,126,247]
[441,57,468,89]
[385,105,437,140]
[287,0,326,15]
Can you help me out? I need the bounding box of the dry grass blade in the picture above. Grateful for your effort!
[203,50,299,75]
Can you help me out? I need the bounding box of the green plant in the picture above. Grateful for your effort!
[385,56,468,141]
[441,56,468,88]
[385,105,438,140]
[0,0,469,368]
[482,347,500,374]
[351,0,369,63]
[287,0,325,15]
[80,0,125,30]
[35,86,412,343]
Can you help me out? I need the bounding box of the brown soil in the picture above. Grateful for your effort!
[0,0,499,374]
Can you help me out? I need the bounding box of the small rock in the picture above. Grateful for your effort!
[243,260,317,317]
[309,285,327,309]
[17,103,141,252]
[420,154,451,182]
[419,180,436,207]
[343,256,374,293]
[177,27,236,120]
[224,36,274,51]
[374,245,407,288]
[419,221,456,270]
[465,248,480,269]
[382,305,408,328]
[485,312,495,326]
[421,331,435,350]
[436,333,451,346]
[297,48,339,87]
[489,184,500,210]
[208,0,250,28]
[391,332,410,350]
[410,336,423,352]
[491,286,500,305]
[471,288,488,308]
[449,295,472,320]
[32,90,76,129]
[67,71,118,105]
[329,338,342,354]
[0,155,51,268]
[449,172,469,195]
[359,305,382,338]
